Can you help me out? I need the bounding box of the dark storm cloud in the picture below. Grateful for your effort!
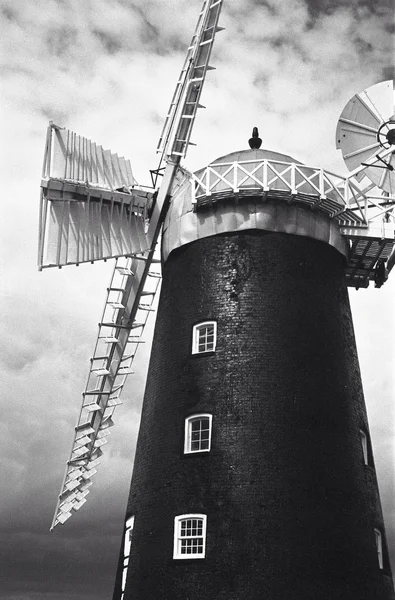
[0,341,43,371]
[46,27,78,58]
[133,5,160,43]
[305,0,393,17]
[254,0,278,15]
[1,529,122,600]
[0,400,138,599]
[92,5,178,56]
[0,294,91,371]
[93,29,124,54]
[0,316,51,371]
[1,3,16,21]
[39,105,69,124]
[382,65,395,80]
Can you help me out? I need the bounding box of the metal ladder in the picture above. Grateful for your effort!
[51,248,162,527]
[157,0,224,158]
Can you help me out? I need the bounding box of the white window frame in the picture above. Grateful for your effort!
[173,514,207,559]
[192,321,217,354]
[121,515,135,598]
[184,414,213,454]
[375,528,384,569]
[360,430,368,465]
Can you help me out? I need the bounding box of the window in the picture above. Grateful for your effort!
[184,414,212,454]
[174,514,207,559]
[192,321,217,354]
[121,516,135,598]
[375,528,383,569]
[360,430,368,465]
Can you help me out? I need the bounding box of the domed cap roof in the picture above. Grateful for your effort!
[192,147,304,199]
[210,147,303,165]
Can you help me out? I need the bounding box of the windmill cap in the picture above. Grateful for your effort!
[210,148,303,165]
[162,146,347,263]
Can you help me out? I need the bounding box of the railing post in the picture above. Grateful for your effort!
[291,163,296,194]
[319,168,326,200]
[233,162,239,193]
[206,167,211,196]
[191,174,197,206]
[263,160,269,191]
[344,178,349,207]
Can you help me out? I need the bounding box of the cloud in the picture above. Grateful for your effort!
[0,0,394,597]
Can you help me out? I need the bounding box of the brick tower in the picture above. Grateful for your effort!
[113,147,394,600]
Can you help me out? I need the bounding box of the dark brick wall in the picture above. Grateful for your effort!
[114,230,394,600]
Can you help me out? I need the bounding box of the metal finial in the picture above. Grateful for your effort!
[248,127,262,149]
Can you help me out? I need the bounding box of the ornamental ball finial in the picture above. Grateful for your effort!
[248,127,262,149]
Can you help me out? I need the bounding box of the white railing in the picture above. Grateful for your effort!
[190,158,395,228]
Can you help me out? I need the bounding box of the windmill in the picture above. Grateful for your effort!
[38,1,395,599]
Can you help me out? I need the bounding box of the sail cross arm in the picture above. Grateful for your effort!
[38,123,153,270]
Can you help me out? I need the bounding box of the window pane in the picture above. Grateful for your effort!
[175,516,206,559]
[194,323,216,354]
[186,416,211,453]
[192,322,217,354]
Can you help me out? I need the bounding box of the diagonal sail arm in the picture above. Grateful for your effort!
[157,0,224,159]
[51,253,161,528]
[51,163,189,528]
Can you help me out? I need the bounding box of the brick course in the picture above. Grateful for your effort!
[114,230,394,600]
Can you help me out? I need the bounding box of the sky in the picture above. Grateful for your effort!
[0,0,394,598]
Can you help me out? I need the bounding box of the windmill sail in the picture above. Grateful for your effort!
[51,254,162,527]
[39,123,153,269]
[50,0,224,529]
[157,0,224,159]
